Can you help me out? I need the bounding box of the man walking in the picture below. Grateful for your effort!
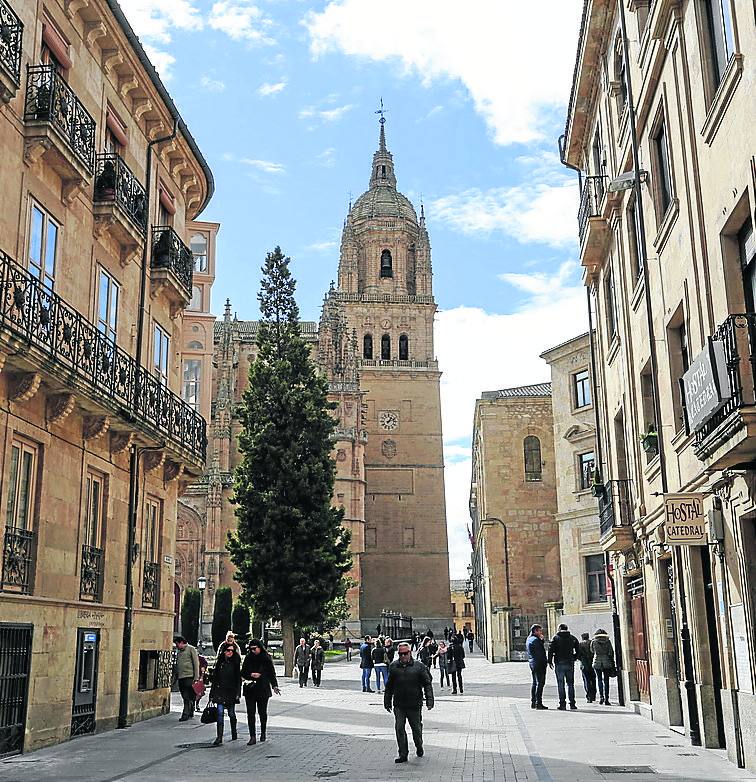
[359,635,375,692]
[548,623,580,710]
[384,642,434,764]
[294,637,311,688]
[467,630,475,653]
[577,632,597,703]
[174,636,200,721]
[344,637,353,661]
[526,624,548,710]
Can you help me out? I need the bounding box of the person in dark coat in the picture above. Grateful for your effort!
[418,637,434,669]
[384,642,434,763]
[384,637,396,663]
[294,637,311,688]
[591,629,616,705]
[436,641,450,688]
[241,638,280,745]
[526,624,548,709]
[359,635,375,692]
[344,637,353,660]
[577,632,597,703]
[548,623,580,710]
[448,635,466,694]
[467,631,475,653]
[209,642,242,745]
[310,639,325,687]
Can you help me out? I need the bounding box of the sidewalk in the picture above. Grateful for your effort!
[1,649,753,781]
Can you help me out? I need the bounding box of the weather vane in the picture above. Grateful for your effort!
[375,97,388,125]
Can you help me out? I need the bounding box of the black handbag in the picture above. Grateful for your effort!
[200,703,218,724]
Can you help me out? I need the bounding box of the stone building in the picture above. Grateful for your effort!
[469,384,561,662]
[541,333,612,638]
[184,121,452,635]
[563,0,755,771]
[0,0,212,754]
[450,579,475,636]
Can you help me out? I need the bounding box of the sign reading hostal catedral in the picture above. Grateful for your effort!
[680,337,731,432]
[664,493,707,545]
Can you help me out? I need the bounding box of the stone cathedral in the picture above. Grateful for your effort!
[179,122,452,634]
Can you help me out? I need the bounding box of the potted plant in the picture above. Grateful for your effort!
[590,468,605,497]
[640,424,659,455]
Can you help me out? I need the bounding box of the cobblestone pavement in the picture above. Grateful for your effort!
[2,649,754,782]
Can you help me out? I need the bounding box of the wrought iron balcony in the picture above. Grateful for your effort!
[94,152,147,234]
[577,175,607,243]
[142,561,160,608]
[0,250,207,465]
[598,479,634,541]
[1,527,35,594]
[79,545,103,601]
[0,0,23,96]
[151,226,193,305]
[24,64,95,172]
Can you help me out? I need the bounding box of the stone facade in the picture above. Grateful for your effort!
[0,0,212,754]
[541,333,612,638]
[450,579,475,635]
[469,384,561,662]
[564,0,756,771]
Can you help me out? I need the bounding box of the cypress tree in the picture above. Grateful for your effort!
[180,588,200,647]
[228,247,352,675]
[211,586,233,650]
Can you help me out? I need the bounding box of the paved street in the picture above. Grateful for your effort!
[2,650,753,782]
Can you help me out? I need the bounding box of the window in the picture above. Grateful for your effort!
[138,650,159,691]
[463,602,472,617]
[704,0,735,88]
[640,363,657,462]
[614,38,627,113]
[144,498,160,563]
[182,359,201,409]
[524,436,542,482]
[104,127,122,155]
[153,324,170,385]
[573,369,591,408]
[157,201,172,227]
[28,202,58,288]
[605,270,617,340]
[627,198,643,282]
[83,471,105,548]
[451,602,457,616]
[381,334,391,360]
[586,554,607,603]
[363,333,373,360]
[190,234,208,272]
[6,439,38,530]
[97,268,119,343]
[380,249,393,278]
[652,116,674,218]
[668,311,690,430]
[188,285,201,312]
[579,451,596,490]
[399,334,409,361]
[738,217,756,312]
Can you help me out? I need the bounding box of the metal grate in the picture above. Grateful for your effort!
[594,767,656,775]
[70,703,95,737]
[0,624,33,757]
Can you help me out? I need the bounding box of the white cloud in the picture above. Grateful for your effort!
[120,0,202,43]
[239,158,286,174]
[209,0,275,44]
[299,103,354,124]
[436,266,588,577]
[258,80,287,96]
[305,240,337,252]
[200,75,226,91]
[143,44,176,79]
[315,147,336,167]
[305,0,582,145]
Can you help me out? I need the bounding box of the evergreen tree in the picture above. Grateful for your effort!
[211,586,233,650]
[180,588,200,647]
[228,247,352,675]
[232,601,251,640]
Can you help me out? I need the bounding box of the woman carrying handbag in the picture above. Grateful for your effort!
[241,638,281,745]
[208,642,242,746]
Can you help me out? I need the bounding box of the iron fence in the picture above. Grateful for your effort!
[24,64,95,171]
[0,0,23,85]
[142,561,160,608]
[598,479,634,538]
[577,175,607,243]
[1,527,34,594]
[93,152,147,233]
[79,545,103,602]
[0,624,32,756]
[152,226,193,295]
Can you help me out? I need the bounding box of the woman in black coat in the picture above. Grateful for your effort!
[241,638,280,745]
[448,637,466,694]
[209,642,242,746]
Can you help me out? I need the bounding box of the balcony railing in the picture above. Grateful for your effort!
[1,527,35,594]
[694,314,756,448]
[24,64,95,171]
[152,226,193,295]
[598,479,634,538]
[142,561,160,608]
[94,153,147,233]
[0,250,207,463]
[577,175,607,243]
[79,544,103,601]
[0,0,23,85]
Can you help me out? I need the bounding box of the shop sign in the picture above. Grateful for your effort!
[680,338,731,432]
[663,493,707,545]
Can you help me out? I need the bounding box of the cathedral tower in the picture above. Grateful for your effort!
[336,119,451,632]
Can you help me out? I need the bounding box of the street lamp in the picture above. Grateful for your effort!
[197,575,207,649]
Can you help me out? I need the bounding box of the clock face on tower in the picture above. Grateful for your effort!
[378,410,399,430]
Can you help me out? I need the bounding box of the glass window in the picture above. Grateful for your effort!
[574,369,591,408]
[653,117,673,216]
[28,203,58,289]
[605,270,617,340]
[381,334,391,360]
[84,471,105,548]
[190,234,207,272]
[6,439,37,530]
[586,554,607,603]
[399,334,409,361]
[704,0,735,87]
[182,359,201,409]
[153,324,170,385]
[627,198,642,281]
[524,436,542,482]
[144,498,160,563]
[97,268,119,343]
[380,249,393,278]
[188,285,202,312]
[363,333,373,360]
[739,218,756,312]
[579,451,596,490]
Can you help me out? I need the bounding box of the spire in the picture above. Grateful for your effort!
[223,298,232,323]
[369,103,396,190]
[379,119,386,152]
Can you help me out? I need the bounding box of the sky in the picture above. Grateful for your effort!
[120,0,589,579]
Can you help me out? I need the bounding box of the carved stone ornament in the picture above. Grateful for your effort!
[143,450,166,473]
[163,460,184,482]
[336,448,347,462]
[9,372,42,403]
[110,430,135,454]
[382,439,397,459]
[46,393,76,426]
[83,415,110,441]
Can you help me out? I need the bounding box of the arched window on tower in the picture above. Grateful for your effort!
[524,436,542,482]
[380,249,393,278]
[363,333,373,360]
[381,334,391,360]
[399,334,409,361]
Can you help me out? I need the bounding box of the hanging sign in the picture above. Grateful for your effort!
[680,338,731,433]
[663,493,707,545]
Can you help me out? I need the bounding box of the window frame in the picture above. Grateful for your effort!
[380,249,393,279]
[190,233,208,273]
[6,438,39,531]
[702,0,736,89]
[153,323,170,385]
[398,334,409,361]
[143,497,161,564]
[523,436,543,482]
[585,554,608,604]
[96,266,119,344]
[604,269,618,341]
[182,358,202,410]
[363,333,373,360]
[650,109,675,222]
[83,470,106,549]
[381,334,391,361]
[573,369,592,409]
[28,200,59,289]
[578,451,596,491]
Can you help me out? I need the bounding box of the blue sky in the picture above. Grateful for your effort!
[122,0,589,576]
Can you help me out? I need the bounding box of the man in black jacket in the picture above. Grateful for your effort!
[548,623,580,710]
[384,642,434,763]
